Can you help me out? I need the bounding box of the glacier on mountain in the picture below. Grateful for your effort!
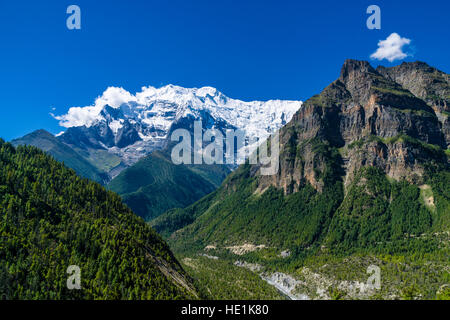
[54,85,302,170]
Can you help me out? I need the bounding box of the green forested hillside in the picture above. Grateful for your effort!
[326,166,447,251]
[0,139,195,299]
[11,130,109,184]
[158,161,449,252]
[108,150,229,221]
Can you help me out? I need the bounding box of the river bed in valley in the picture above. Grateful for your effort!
[260,272,309,300]
[233,260,310,300]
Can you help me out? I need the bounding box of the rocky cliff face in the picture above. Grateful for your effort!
[255,59,449,193]
[377,61,449,113]
[377,61,450,148]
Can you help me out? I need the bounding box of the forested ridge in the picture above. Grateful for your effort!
[108,150,229,221]
[0,139,194,299]
[11,129,110,184]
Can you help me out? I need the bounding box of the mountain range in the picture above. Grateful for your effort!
[12,86,300,221]
[52,85,301,179]
[4,60,450,300]
[153,60,450,299]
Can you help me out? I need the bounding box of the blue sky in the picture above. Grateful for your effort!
[0,0,449,140]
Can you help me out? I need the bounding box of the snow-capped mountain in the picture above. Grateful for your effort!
[55,85,302,174]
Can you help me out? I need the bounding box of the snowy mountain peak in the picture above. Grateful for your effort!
[55,85,302,169]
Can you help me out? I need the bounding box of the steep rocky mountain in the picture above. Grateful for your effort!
[377,61,450,148]
[108,150,230,221]
[256,59,446,192]
[154,60,449,299]
[55,85,302,179]
[11,130,110,184]
[0,140,196,299]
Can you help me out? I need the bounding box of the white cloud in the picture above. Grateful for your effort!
[52,105,102,128]
[53,85,193,128]
[53,86,137,128]
[370,33,411,62]
[94,86,137,109]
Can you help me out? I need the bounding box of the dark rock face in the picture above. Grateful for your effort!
[115,120,142,148]
[377,61,449,112]
[440,117,450,148]
[59,111,142,151]
[59,123,115,150]
[377,61,450,148]
[255,59,449,193]
[100,104,125,122]
[339,60,377,105]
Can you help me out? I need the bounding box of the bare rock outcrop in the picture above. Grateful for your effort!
[254,59,449,193]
